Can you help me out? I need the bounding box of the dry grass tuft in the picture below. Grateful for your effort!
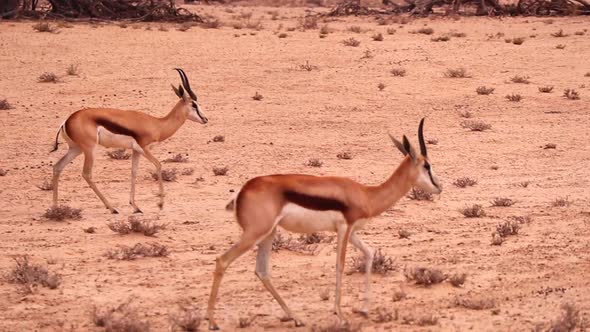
[510,75,530,84]
[272,232,324,255]
[495,220,520,237]
[342,37,361,47]
[0,168,7,176]
[107,148,131,160]
[377,82,386,91]
[153,169,177,182]
[107,216,167,236]
[551,29,568,37]
[563,88,580,100]
[177,22,193,31]
[450,273,467,287]
[213,166,229,176]
[32,22,59,33]
[84,227,96,234]
[387,27,396,35]
[556,44,566,49]
[37,179,53,191]
[450,31,467,37]
[511,215,533,224]
[252,91,263,100]
[453,177,477,188]
[426,138,438,145]
[212,135,225,142]
[164,153,189,163]
[402,312,438,326]
[506,93,523,102]
[319,288,330,301]
[347,25,363,33]
[543,143,557,149]
[372,33,384,41]
[512,37,525,45]
[306,158,323,167]
[392,288,407,302]
[0,99,12,110]
[548,303,580,332]
[299,61,318,71]
[459,110,473,118]
[169,303,201,332]
[66,64,80,76]
[373,307,397,323]
[337,151,352,160]
[476,86,494,95]
[311,321,362,332]
[278,32,288,38]
[413,27,434,35]
[552,196,571,207]
[407,188,434,201]
[202,18,223,29]
[460,204,486,218]
[454,293,496,310]
[319,24,332,35]
[461,120,491,131]
[391,67,407,77]
[43,205,82,221]
[7,256,62,292]
[539,85,554,93]
[298,16,318,30]
[92,298,151,331]
[350,249,396,275]
[105,243,169,260]
[404,266,447,286]
[38,72,59,83]
[431,35,450,42]
[398,228,411,239]
[491,197,515,207]
[445,67,470,78]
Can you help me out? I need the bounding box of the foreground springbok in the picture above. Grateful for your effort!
[50,68,207,213]
[207,119,442,329]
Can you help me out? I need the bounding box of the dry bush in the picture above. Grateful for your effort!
[386,28,396,35]
[372,33,384,41]
[7,256,62,292]
[551,29,568,37]
[450,273,467,287]
[245,20,263,30]
[544,143,557,149]
[37,179,53,191]
[454,293,496,310]
[319,288,330,301]
[511,215,532,224]
[164,153,189,163]
[548,303,580,332]
[491,232,504,246]
[202,18,222,29]
[342,37,361,47]
[412,27,434,35]
[539,85,554,93]
[510,75,530,84]
[460,204,486,218]
[402,312,438,326]
[337,151,352,160]
[38,72,59,83]
[177,23,193,31]
[350,249,396,275]
[298,16,318,30]
[476,86,494,95]
[306,158,323,167]
[158,25,168,32]
[491,197,515,207]
[0,99,12,110]
[319,24,332,35]
[84,227,96,234]
[107,216,167,236]
[92,299,151,331]
[461,120,491,131]
[585,72,590,77]
[450,31,466,37]
[360,49,374,59]
[426,138,438,145]
[0,168,7,176]
[212,135,225,142]
[512,37,525,45]
[431,35,450,42]
[107,148,131,160]
[278,32,288,38]
[169,304,201,332]
[298,232,333,245]
[32,22,59,33]
[459,110,473,118]
[43,205,82,221]
[391,67,407,77]
[213,166,229,176]
[556,44,566,49]
[152,169,177,182]
[373,307,396,323]
[506,93,523,102]
[311,321,362,332]
[407,188,434,201]
[563,88,580,100]
[392,288,407,302]
[347,25,363,33]
[453,177,477,188]
[552,197,571,207]
[377,83,386,91]
[181,168,194,176]
[272,232,319,255]
[404,267,447,286]
[252,91,263,100]
[398,229,411,239]
[66,64,80,76]
[105,243,169,260]
[445,68,470,78]
[299,61,318,71]
[495,220,520,237]
[574,31,585,35]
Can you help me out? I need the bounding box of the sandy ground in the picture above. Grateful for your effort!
[1,5,589,331]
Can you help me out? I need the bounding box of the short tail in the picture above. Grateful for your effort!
[50,125,63,153]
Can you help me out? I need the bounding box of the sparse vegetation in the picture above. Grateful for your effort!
[105,242,169,260]
[556,44,566,49]
[563,88,580,100]
[398,228,411,239]
[298,16,318,30]
[510,75,530,84]
[92,298,151,331]
[512,37,525,45]
[377,82,386,91]
[319,24,332,35]
[311,321,362,332]
[319,288,330,301]
[350,249,396,275]
[392,288,407,302]
[278,32,288,38]
[431,35,450,42]
[7,256,62,292]
[450,31,466,37]
[391,67,407,77]
[552,196,571,207]
[461,120,491,131]
[337,152,352,160]
[0,168,7,176]
[43,205,82,221]
[506,93,523,102]
[347,25,363,33]
[66,64,80,76]
[544,143,557,149]
[450,273,467,287]
[342,37,361,47]
[407,188,434,201]
[459,110,473,118]
[306,158,323,167]
[491,197,515,207]
[539,85,554,93]
[153,169,177,182]
[107,148,131,160]
[202,18,222,29]
[445,68,470,78]
[84,227,96,234]
[0,99,12,110]
[460,204,486,218]
[32,22,58,33]
[404,267,447,286]
[401,312,438,326]
[164,153,189,163]
[37,180,53,191]
[386,28,396,35]
[252,91,263,100]
[476,86,494,95]
[373,307,396,323]
[212,135,225,142]
[107,216,167,236]
[495,220,520,237]
[272,232,323,255]
[548,303,580,332]
[426,138,438,145]
[372,33,384,41]
[38,72,59,83]
[299,61,318,71]
[454,293,496,310]
[551,29,568,37]
[453,177,477,188]
[213,166,229,176]
[169,303,201,332]
[177,23,193,32]
[413,27,434,35]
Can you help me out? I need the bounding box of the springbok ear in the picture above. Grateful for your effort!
[402,135,418,162]
[171,84,184,98]
[389,134,408,156]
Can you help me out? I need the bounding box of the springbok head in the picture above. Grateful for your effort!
[171,68,208,124]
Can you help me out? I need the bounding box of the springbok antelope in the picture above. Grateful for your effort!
[50,68,207,214]
[206,119,442,329]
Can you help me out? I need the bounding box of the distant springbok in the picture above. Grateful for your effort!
[50,68,207,213]
[207,119,442,329]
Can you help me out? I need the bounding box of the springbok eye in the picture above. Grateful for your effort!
[424,163,431,170]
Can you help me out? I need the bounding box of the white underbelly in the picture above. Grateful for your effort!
[277,203,346,233]
[97,126,140,150]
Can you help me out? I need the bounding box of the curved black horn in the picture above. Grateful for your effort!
[418,117,427,157]
[174,68,197,100]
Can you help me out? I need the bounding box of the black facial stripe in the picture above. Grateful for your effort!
[193,102,205,121]
[426,166,437,187]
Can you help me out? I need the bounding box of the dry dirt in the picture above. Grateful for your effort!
[1,5,589,332]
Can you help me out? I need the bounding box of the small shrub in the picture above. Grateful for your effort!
[450,273,467,287]
[426,138,438,145]
[461,120,491,131]
[153,169,177,182]
[538,85,554,93]
[450,31,466,37]
[37,180,53,191]
[551,29,568,37]
[404,267,447,286]
[108,216,167,236]
[66,64,80,76]
[574,31,585,35]
[213,166,229,176]
[158,25,168,32]
[252,92,263,100]
[491,197,515,207]
[373,307,396,323]
[169,304,201,332]
[454,293,495,310]
[505,38,512,43]
[398,229,411,239]
[32,22,58,33]
[8,256,62,292]
[105,242,169,260]
[415,27,434,35]
[431,35,450,42]
[563,88,580,100]
[543,143,557,149]
[306,158,323,167]
[372,33,384,41]
[445,68,470,78]
[350,249,396,275]
[278,32,288,38]
[496,220,520,237]
[0,99,12,110]
[453,177,477,188]
[272,232,320,254]
[459,110,473,118]
[298,16,318,30]
[0,168,7,176]
[460,204,486,218]
[391,67,406,77]
[549,303,580,332]
[377,82,386,91]
[319,24,332,35]
[407,188,433,201]
[202,18,222,29]
[360,49,374,59]
[107,148,131,160]
[556,44,566,49]
[552,197,571,207]
[337,152,352,160]
[386,28,396,35]
[392,288,407,302]
[212,135,225,142]
[585,72,590,77]
[43,205,82,221]
[245,20,263,30]
[506,93,522,102]
[512,37,525,45]
[319,288,330,301]
[84,227,96,234]
[476,86,494,95]
[38,72,59,83]
[510,75,530,84]
[491,232,504,246]
[181,168,194,176]
[347,25,363,33]
[342,37,361,47]
[311,321,362,332]
[299,61,318,71]
[511,215,532,224]
[177,23,193,31]
[92,299,151,331]
[164,153,189,163]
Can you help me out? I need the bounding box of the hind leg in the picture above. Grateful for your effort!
[81,149,118,214]
[52,146,82,207]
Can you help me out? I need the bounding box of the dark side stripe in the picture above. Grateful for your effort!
[284,190,348,212]
[95,118,138,140]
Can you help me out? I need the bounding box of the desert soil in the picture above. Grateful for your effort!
[0,5,589,331]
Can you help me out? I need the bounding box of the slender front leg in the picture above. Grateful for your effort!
[129,150,142,213]
[349,232,375,316]
[52,147,82,207]
[334,224,353,323]
[255,229,305,327]
[140,147,164,209]
[81,150,118,214]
